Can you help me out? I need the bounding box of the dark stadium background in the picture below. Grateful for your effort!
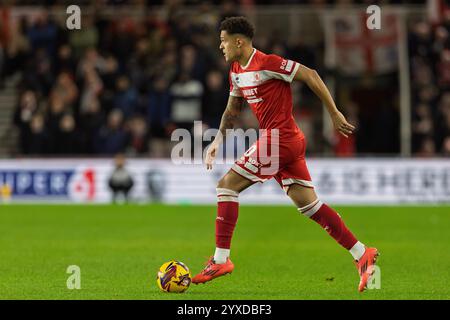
[0,0,449,301]
[1,0,448,158]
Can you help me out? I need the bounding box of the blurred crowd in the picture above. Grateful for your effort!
[1,1,324,157]
[2,2,242,156]
[409,13,450,156]
[0,0,447,158]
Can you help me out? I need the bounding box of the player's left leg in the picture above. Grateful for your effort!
[286,184,364,255]
[285,183,379,292]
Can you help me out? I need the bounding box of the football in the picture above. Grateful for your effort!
[156,260,191,293]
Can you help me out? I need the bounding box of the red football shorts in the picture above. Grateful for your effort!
[231,135,313,192]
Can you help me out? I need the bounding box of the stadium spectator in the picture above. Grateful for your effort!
[24,47,54,96]
[179,44,208,81]
[110,16,138,71]
[77,48,101,80]
[94,109,128,155]
[437,49,450,88]
[170,72,204,129]
[46,95,67,139]
[126,116,150,155]
[52,113,81,154]
[202,69,228,129]
[113,75,138,119]
[1,16,30,81]
[13,90,39,153]
[50,72,78,108]
[442,136,450,155]
[24,113,49,155]
[98,53,119,91]
[78,97,104,154]
[79,67,103,114]
[148,45,178,85]
[436,92,450,151]
[69,16,99,59]
[26,11,58,57]
[54,44,77,76]
[108,153,134,204]
[128,38,152,92]
[147,76,171,138]
[0,43,4,88]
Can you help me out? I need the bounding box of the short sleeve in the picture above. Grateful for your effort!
[264,54,300,83]
[229,70,242,97]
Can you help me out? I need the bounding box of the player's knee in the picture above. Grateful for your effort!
[287,184,317,208]
[298,198,323,218]
[216,176,228,189]
[216,187,239,202]
[216,174,241,202]
[217,174,236,190]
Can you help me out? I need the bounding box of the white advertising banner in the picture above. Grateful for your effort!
[0,158,449,204]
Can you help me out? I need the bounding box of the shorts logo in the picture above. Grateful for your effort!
[244,162,258,173]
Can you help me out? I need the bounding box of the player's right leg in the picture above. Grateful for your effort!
[192,170,254,284]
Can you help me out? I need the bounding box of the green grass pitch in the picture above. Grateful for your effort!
[0,204,449,300]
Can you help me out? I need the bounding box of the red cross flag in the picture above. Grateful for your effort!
[325,9,400,76]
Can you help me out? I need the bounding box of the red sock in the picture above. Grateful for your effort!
[301,200,358,250]
[216,188,239,249]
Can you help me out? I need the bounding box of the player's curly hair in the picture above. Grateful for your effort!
[219,16,254,40]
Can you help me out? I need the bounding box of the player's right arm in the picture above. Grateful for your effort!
[217,95,245,139]
[205,95,244,170]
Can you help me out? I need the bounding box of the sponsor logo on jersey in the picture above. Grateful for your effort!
[280,59,294,72]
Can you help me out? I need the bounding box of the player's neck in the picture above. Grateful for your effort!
[238,47,255,68]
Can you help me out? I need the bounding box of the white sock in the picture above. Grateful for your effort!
[349,241,366,261]
[213,248,230,264]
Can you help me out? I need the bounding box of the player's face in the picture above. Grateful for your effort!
[219,31,240,62]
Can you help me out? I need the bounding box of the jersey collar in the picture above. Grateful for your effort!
[240,48,256,70]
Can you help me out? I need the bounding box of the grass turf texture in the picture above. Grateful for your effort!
[0,204,449,300]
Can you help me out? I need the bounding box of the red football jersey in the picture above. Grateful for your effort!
[229,48,303,142]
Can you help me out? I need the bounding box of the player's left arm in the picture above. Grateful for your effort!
[293,64,355,138]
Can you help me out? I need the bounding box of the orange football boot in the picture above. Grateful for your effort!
[355,247,380,292]
[192,257,234,284]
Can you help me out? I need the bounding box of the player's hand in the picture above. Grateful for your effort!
[205,142,220,170]
[331,111,355,138]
